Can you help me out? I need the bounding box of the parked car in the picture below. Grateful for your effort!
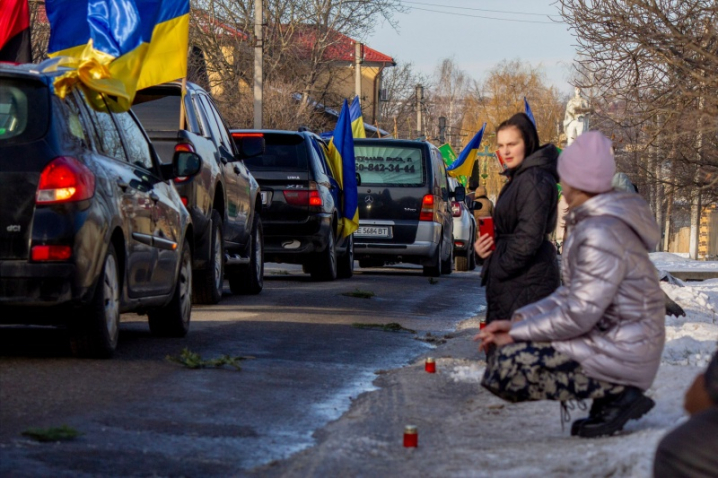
[352,138,464,277]
[132,82,264,303]
[0,64,201,357]
[449,178,477,272]
[231,129,353,280]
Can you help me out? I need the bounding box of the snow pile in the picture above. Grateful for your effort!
[651,251,718,272]
[662,278,718,367]
[449,362,485,383]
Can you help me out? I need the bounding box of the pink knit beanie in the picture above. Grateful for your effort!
[558,131,616,193]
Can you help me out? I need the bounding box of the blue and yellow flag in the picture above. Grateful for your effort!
[45,0,189,111]
[447,123,486,179]
[349,95,366,138]
[326,99,359,237]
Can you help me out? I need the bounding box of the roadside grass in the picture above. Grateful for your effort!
[352,322,416,334]
[341,289,375,299]
[166,348,254,371]
[22,425,82,442]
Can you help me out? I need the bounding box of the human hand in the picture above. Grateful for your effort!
[473,320,513,353]
[684,373,713,416]
[474,233,494,259]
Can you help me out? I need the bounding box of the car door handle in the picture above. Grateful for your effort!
[149,191,160,203]
[117,178,129,191]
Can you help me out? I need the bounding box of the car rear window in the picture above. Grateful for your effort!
[243,134,308,171]
[0,78,49,145]
[131,94,181,131]
[354,144,425,186]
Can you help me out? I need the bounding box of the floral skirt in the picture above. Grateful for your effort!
[481,341,624,403]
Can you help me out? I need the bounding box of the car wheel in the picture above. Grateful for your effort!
[311,230,337,281]
[423,236,442,277]
[148,238,192,337]
[337,234,354,279]
[228,213,264,295]
[441,237,453,275]
[69,244,121,358]
[193,210,224,305]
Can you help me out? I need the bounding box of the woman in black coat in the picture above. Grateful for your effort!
[475,113,560,324]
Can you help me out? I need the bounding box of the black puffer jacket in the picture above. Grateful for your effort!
[482,144,561,323]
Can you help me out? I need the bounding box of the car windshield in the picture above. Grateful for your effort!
[0,78,49,145]
[242,133,308,171]
[354,144,425,186]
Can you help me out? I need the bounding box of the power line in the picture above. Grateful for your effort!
[400,0,552,17]
[404,6,562,24]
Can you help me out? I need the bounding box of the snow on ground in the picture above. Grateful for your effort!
[650,251,718,272]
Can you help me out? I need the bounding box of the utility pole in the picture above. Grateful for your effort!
[438,116,446,144]
[415,84,424,138]
[354,42,363,100]
[253,0,263,129]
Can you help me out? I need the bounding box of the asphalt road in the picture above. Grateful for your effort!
[0,263,485,477]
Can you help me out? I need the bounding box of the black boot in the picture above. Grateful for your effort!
[575,387,655,438]
[570,397,607,436]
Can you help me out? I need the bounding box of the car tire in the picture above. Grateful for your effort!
[337,234,354,279]
[69,244,120,358]
[423,236,442,277]
[441,237,453,275]
[228,213,264,295]
[193,210,224,305]
[148,238,192,337]
[311,230,337,281]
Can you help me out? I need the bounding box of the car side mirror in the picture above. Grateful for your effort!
[356,172,362,186]
[452,185,466,202]
[171,151,202,179]
[472,201,483,211]
[236,136,265,159]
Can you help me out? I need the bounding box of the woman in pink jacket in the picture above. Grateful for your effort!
[477,131,665,438]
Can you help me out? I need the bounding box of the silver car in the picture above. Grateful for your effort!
[449,178,477,271]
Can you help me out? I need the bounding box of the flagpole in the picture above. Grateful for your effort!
[179,77,187,130]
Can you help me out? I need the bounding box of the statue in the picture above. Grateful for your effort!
[563,87,591,145]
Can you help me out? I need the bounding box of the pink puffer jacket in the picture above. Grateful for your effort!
[509,192,665,390]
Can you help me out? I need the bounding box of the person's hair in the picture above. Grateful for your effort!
[469,179,479,190]
[496,112,540,159]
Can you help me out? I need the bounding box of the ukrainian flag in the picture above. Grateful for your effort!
[349,95,366,138]
[326,99,359,237]
[45,0,189,111]
[447,123,486,179]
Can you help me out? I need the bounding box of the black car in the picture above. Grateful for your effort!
[231,130,353,280]
[133,82,264,304]
[0,64,201,358]
[353,138,463,276]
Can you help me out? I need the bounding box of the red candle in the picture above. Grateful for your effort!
[425,357,436,373]
[403,425,418,447]
[480,319,487,330]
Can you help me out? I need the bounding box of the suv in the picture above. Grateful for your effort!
[0,64,200,357]
[231,130,353,280]
[133,82,264,303]
[353,139,464,276]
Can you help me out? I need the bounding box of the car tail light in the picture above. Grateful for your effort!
[451,201,462,217]
[420,194,436,221]
[175,143,195,153]
[31,245,72,261]
[36,156,95,205]
[231,132,264,138]
[454,240,465,248]
[180,196,188,207]
[308,190,322,206]
[283,182,322,207]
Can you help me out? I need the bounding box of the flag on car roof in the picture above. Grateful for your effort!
[447,123,486,179]
[45,0,189,111]
[349,95,366,138]
[0,0,32,63]
[326,99,359,237]
[524,96,536,127]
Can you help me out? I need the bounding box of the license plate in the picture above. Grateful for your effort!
[260,191,271,205]
[355,226,392,238]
